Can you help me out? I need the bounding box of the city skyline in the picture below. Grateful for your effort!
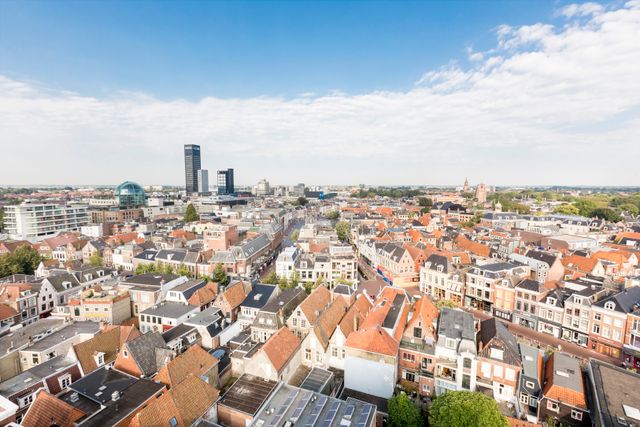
[1,0,639,186]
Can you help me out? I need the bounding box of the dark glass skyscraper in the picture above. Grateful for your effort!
[184,144,201,194]
[217,168,235,195]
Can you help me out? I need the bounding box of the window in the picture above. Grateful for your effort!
[594,313,601,321]
[123,350,129,358]
[463,358,471,369]
[520,393,529,405]
[525,380,534,389]
[413,327,422,338]
[446,338,456,349]
[59,374,72,389]
[332,347,338,358]
[305,349,311,361]
[592,324,600,334]
[404,371,416,382]
[571,410,583,421]
[316,352,323,362]
[292,318,297,327]
[547,400,559,412]
[18,394,34,408]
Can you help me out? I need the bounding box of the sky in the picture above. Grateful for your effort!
[0,0,639,187]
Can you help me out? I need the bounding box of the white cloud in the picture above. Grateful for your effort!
[0,2,639,186]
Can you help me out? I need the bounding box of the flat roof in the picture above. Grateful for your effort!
[140,301,199,318]
[0,318,65,354]
[300,368,334,393]
[254,383,377,427]
[589,359,640,427]
[219,374,277,416]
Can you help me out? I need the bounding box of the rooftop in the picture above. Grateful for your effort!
[21,321,100,352]
[140,301,199,319]
[589,359,640,427]
[218,374,278,416]
[254,383,376,427]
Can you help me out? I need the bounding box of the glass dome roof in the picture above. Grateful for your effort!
[115,181,146,208]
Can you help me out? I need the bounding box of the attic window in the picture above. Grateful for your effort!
[94,352,105,366]
[605,301,615,310]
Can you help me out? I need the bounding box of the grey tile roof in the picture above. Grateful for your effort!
[438,308,476,341]
[241,284,277,309]
[140,302,198,319]
[125,332,168,377]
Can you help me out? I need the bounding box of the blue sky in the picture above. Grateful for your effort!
[1,1,639,186]
[1,1,558,99]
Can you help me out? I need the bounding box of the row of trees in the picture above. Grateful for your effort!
[0,245,42,277]
[387,390,507,427]
[133,261,230,286]
[353,187,423,199]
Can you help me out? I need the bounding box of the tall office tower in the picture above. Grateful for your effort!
[217,168,235,195]
[197,169,209,194]
[184,144,201,194]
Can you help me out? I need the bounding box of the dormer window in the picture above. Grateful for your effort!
[94,352,105,366]
[604,301,615,310]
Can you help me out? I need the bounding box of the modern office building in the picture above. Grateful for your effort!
[184,144,201,194]
[4,203,90,242]
[198,169,209,194]
[217,168,234,195]
[256,178,270,196]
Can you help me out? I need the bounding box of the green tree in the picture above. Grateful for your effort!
[263,271,279,284]
[553,204,580,215]
[0,245,42,277]
[388,392,422,427]
[212,263,230,286]
[417,197,433,208]
[161,264,175,275]
[290,230,300,241]
[591,207,622,222]
[289,271,300,289]
[619,203,639,215]
[325,210,340,220]
[429,391,508,427]
[176,264,190,277]
[184,203,200,223]
[297,197,309,206]
[88,252,103,267]
[335,221,350,242]
[574,199,598,217]
[0,207,4,230]
[278,275,290,290]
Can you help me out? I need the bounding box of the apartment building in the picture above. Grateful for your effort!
[4,203,89,242]
[589,287,640,359]
[419,254,466,306]
[465,262,529,313]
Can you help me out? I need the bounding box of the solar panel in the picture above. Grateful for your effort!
[291,391,313,420]
[356,404,374,427]
[343,404,355,420]
[304,395,328,427]
[267,389,299,427]
[319,400,340,427]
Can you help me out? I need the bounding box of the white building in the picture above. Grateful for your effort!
[275,247,300,279]
[4,203,89,242]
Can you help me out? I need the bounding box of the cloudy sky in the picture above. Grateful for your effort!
[0,1,639,187]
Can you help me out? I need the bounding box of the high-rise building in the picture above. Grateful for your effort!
[217,168,235,195]
[198,169,209,194]
[4,203,89,242]
[184,144,201,194]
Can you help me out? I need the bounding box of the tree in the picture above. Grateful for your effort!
[553,204,580,215]
[212,263,230,286]
[290,230,300,241]
[429,391,508,427]
[176,264,190,277]
[184,203,199,223]
[297,197,308,206]
[0,245,42,277]
[619,203,639,215]
[263,271,279,284]
[0,207,4,230]
[335,221,350,242]
[289,271,300,289]
[417,197,433,208]
[388,392,422,427]
[574,199,598,217]
[88,252,103,267]
[591,207,622,222]
[278,275,290,290]
[325,210,340,220]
